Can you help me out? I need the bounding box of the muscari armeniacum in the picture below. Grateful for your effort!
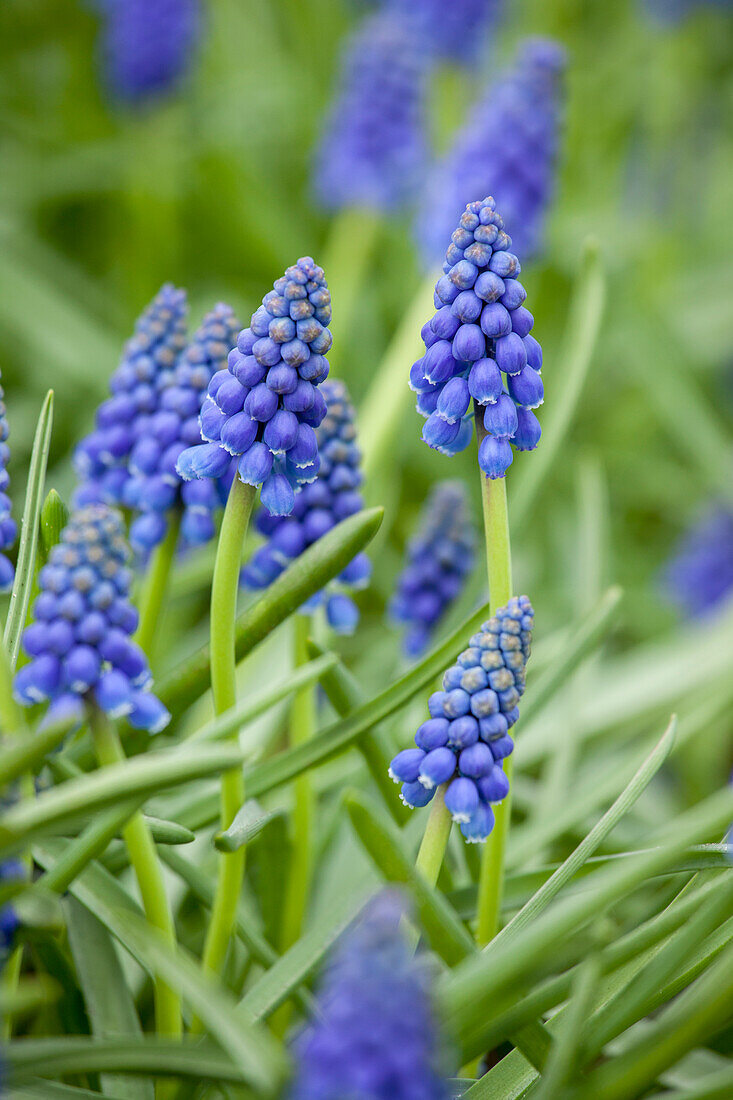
[98,0,200,104]
[241,378,370,633]
[416,38,566,266]
[287,891,449,1100]
[389,0,502,64]
[0,374,17,593]
[411,195,543,481]
[14,504,170,733]
[390,480,474,657]
[177,257,333,518]
[662,504,733,618]
[390,596,533,842]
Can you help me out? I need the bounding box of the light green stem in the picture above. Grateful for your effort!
[322,207,380,369]
[89,706,181,1043]
[200,477,257,980]
[135,510,181,661]
[415,786,452,889]
[475,409,514,947]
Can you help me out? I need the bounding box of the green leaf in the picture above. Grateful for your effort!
[39,488,69,562]
[3,389,54,668]
[534,953,603,1100]
[36,803,147,895]
[12,1080,132,1100]
[141,815,195,845]
[0,716,76,789]
[344,788,475,966]
[0,975,60,1018]
[511,238,606,531]
[66,898,152,1100]
[0,744,245,856]
[214,799,283,852]
[158,506,384,717]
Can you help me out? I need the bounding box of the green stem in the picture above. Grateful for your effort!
[415,786,452,889]
[200,477,257,979]
[475,408,514,947]
[88,706,181,1042]
[135,510,181,661]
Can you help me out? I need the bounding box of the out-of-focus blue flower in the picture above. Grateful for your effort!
[412,195,543,480]
[389,0,502,63]
[0,860,23,951]
[0,377,17,593]
[14,505,170,733]
[288,892,449,1100]
[662,506,733,618]
[125,303,240,554]
[390,481,474,657]
[177,258,332,518]
[241,379,370,632]
[314,11,428,212]
[390,595,533,842]
[74,284,188,511]
[643,0,732,24]
[416,39,566,266]
[99,0,200,104]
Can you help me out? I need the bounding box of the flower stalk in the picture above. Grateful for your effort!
[135,508,181,660]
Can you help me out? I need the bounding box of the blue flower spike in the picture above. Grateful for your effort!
[125,303,240,554]
[0,376,17,592]
[662,505,733,618]
[390,595,534,842]
[417,38,566,265]
[74,284,189,510]
[241,378,371,632]
[288,891,449,1100]
[14,504,170,733]
[412,195,544,480]
[100,0,200,105]
[390,0,503,64]
[177,258,332,519]
[314,10,428,212]
[390,481,475,656]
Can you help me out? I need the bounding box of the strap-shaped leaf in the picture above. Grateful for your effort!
[214,799,282,852]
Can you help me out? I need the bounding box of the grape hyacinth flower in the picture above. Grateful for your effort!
[0,376,17,593]
[241,379,370,633]
[390,481,475,657]
[0,860,23,951]
[288,892,448,1100]
[74,284,188,510]
[177,258,333,518]
[389,0,502,64]
[662,505,733,618]
[416,39,566,266]
[411,195,544,481]
[99,0,200,104]
[14,504,170,733]
[125,303,240,554]
[314,11,428,212]
[390,596,533,842]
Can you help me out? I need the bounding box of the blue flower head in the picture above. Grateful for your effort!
[74,284,188,510]
[125,303,240,554]
[0,860,23,951]
[390,481,474,657]
[177,258,333,518]
[14,504,170,733]
[389,0,502,64]
[314,11,428,212]
[99,0,200,104]
[390,596,534,842]
[0,377,17,593]
[241,378,370,632]
[288,891,449,1100]
[661,505,733,618]
[412,195,543,480]
[416,38,566,266]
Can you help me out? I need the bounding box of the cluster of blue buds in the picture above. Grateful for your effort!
[0,377,17,592]
[14,505,170,733]
[99,0,200,104]
[662,505,733,618]
[390,596,533,842]
[416,39,566,266]
[288,892,448,1100]
[241,379,370,633]
[74,284,188,510]
[314,11,427,212]
[125,303,240,554]
[389,0,502,64]
[411,196,543,480]
[177,258,332,517]
[390,481,474,657]
[0,860,23,951]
